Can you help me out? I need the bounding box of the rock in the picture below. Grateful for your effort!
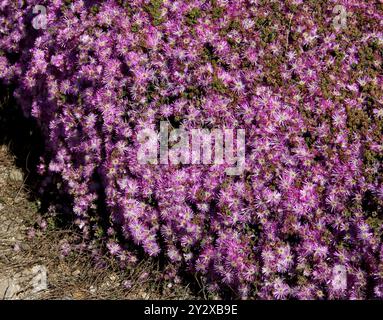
[0,277,21,299]
[0,203,4,211]
[0,265,48,299]
[28,265,48,294]
[8,169,23,182]
[0,278,11,298]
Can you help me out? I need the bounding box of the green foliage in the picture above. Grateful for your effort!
[212,6,224,19]
[90,4,100,14]
[185,8,202,25]
[144,0,164,26]
[366,216,383,236]
[346,107,370,132]
[131,23,140,33]
[212,76,226,94]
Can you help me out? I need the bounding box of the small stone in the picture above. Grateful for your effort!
[108,273,118,282]
[141,292,150,299]
[0,277,21,299]
[22,265,48,294]
[72,270,81,277]
[0,278,9,298]
[73,290,86,299]
[9,169,23,182]
[89,286,97,294]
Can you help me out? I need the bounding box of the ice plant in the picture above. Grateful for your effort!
[0,0,383,299]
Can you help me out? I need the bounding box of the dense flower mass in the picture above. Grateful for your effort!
[1,0,383,299]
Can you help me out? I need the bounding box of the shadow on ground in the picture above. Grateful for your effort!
[0,85,43,192]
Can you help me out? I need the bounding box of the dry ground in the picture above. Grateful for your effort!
[0,145,197,300]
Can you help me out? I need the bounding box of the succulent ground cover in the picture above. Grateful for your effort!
[1,0,383,299]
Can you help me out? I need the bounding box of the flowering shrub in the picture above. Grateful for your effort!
[1,0,383,299]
